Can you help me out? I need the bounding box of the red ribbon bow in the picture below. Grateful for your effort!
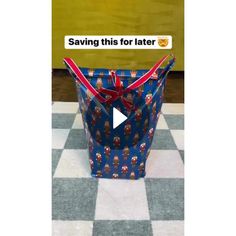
[64,55,174,110]
[98,71,133,109]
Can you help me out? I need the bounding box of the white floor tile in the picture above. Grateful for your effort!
[152,221,184,236]
[52,221,93,236]
[156,114,169,129]
[171,130,184,150]
[53,149,91,178]
[52,102,79,114]
[146,150,184,178]
[72,114,84,129]
[162,103,184,115]
[52,129,70,149]
[95,179,150,220]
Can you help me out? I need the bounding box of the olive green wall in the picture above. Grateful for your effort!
[52,0,184,70]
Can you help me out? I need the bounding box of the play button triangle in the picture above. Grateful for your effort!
[113,108,127,129]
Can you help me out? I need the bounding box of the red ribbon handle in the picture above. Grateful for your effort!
[64,55,174,108]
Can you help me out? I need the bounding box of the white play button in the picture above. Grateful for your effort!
[113,108,127,129]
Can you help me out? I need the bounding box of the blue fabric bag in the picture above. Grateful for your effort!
[64,55,175,179]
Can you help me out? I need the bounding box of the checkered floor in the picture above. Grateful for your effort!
[52,102,184,236]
